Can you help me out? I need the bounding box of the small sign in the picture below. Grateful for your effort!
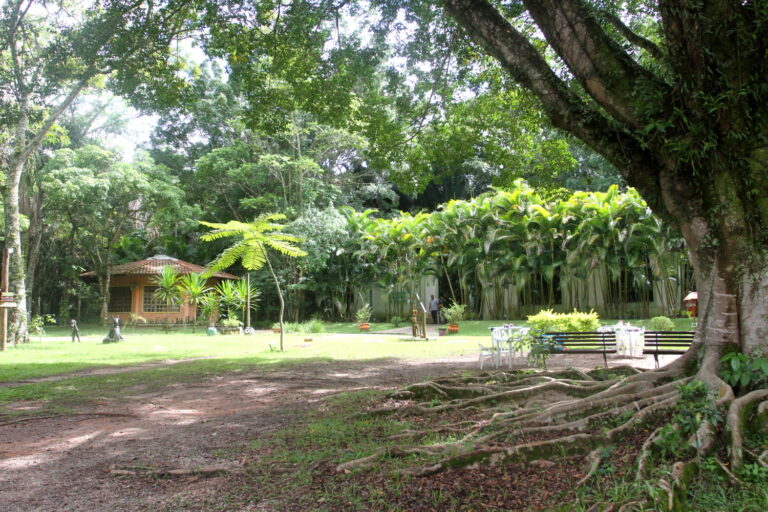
[0,302,17,308]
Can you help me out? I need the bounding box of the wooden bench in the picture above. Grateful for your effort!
[642,330,696,367]
[539,331,617,367]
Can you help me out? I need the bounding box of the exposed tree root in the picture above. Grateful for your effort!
[635,425,665,480]
[372,378,615,418]
[389,381,499,400]
[491,378,687,428]
[658,460,698,512]
[339,367,688,479]
[616,501,643,512]
[386,420,480,441]
[341,341,761,511]
[576,448,604,487]
[727,389,768,470]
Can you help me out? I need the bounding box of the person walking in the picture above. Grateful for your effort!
[70,318,81,343]
[428,294,440,324]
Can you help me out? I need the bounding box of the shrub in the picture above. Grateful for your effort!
[442,303,467,324]
[30,314,56,336]
[129,313,148,325]
[650,316,675,331]
[281,322,300,334]
[390,315,403,327]
[719,350,768,394]
[299,319,326,334]
[219,318,242,328]
[526,309,600,333]
[355,304,372,324]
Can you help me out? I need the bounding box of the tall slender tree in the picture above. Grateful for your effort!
[200,213,306,351]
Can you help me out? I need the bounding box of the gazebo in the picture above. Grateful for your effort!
[80,255,238,324]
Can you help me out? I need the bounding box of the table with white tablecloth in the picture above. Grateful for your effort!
[489,325,530,368]
[614,326,645,357]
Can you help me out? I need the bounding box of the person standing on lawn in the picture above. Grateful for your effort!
[69,318,81,343]
[429,294,440,324]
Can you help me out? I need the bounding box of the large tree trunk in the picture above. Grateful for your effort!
[23,191,45,316]
[98,271,111,327]
[2,158,29,345]
[2,98,31,345]
[676,188,768,380]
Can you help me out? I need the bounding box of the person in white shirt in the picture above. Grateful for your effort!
[428,295,440,324]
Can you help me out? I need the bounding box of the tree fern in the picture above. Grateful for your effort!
[201,213,306,351]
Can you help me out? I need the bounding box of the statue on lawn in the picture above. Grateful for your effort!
[103,316,125,343]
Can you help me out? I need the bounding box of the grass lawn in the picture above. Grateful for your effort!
[0,327,479,414]
[2,317,696,384]
[0,325,481,384]
[0,316,697,413]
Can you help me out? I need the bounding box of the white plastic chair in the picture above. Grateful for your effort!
[506,327,531,368]
[490,327,514,367]
[478,343,498,370]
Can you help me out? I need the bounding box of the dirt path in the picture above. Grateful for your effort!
[0,356,485,511]
[0,353,670,511]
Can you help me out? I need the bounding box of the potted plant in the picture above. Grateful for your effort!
[218,317,243,335]
[355,304,372,331]
[271,322,281,333]
[442,303,466,333]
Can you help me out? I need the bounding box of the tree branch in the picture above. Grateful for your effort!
[523,0,664,128]
[0,0,33,53]
[602,11,664,60]
[20,76,93,165]
[441,0,663,209]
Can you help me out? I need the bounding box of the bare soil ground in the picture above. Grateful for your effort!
[0,353,668,512]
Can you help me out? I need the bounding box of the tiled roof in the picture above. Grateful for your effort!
[80,255,238,279]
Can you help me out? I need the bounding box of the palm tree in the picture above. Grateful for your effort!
[235,277,260,328]
[178,273,212,330]
[198,291,219,328]
[201,213,307,351]
[215,280,243,322]
[152,265,183,327]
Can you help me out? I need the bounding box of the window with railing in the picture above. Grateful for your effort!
[142,286,181,313]
[108,287,132,312]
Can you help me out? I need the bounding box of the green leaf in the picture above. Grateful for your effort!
[740,372,752,389]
